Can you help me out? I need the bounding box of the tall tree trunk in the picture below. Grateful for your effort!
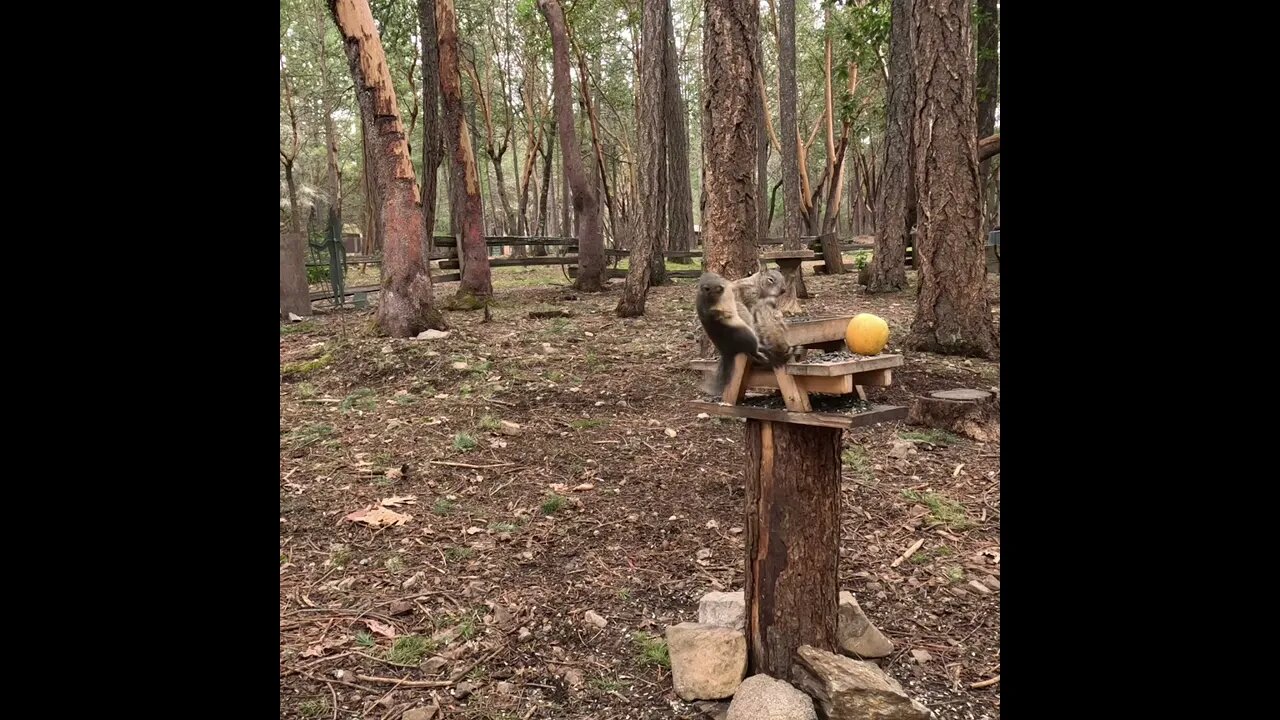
[755,44,770,245]
[664,1,694,265]
[905,0,997,359]
[868,0,914,293]
[816,12,846,273]
[524,21,599,267]
[329,0,444,336]
[702,0,760,281]
[283,162,302,233]
[975,0,999,234]
[313,6,344,241]
[777,0,806,300]
[437,0,492,301]
[536,122,554,254]
[617,0,669,316]
[280,229,311,318]
[418,0,443,241]
[361,121,384,253]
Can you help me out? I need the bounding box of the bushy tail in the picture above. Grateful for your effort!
[706,352,736,396]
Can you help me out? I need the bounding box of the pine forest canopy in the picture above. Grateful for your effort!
[280,0,999,244]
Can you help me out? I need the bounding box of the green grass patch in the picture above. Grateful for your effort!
[899,429,963,446]
[634,635,670,668]
[540,494,569,515]
[902,490,973,530]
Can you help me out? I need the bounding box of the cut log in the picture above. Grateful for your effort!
[744,420,840,677]
[906,389,999,442]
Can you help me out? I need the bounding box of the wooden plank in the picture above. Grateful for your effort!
[773,367,812,412]
[308,284,381,301]
[785,355,903,377]
[432,236,577,247]
[667,270,701,279]
[689,355,900,379]
[784,316,855,346]
[761,250,817,260]
[666,250,704,258]
[439,256,577,269]
[431,272,461,283]
[848,369,892,386]
[701,369,853,395]
[722,354,751,404]
[688,401,908,429]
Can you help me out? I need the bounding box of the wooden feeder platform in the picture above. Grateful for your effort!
[688,315,905,412]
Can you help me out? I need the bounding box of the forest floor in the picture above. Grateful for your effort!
[280,265,1001,720]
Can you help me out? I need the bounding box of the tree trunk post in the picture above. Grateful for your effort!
[743,418,841,678]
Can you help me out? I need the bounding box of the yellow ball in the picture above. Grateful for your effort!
[845,313,890,355]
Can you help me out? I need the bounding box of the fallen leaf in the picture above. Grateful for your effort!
[381,495,418,508]
[364,619,398,638]
[343,506,413,528]
[573,483,595,491]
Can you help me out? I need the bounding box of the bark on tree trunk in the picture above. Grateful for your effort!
[280,229,311,319]
[361,119,385,254]
[664,3,694,263]
[535,123,554,254]
[868,0,914,293]
[539,0,605,290]
[755,37,770,246]
[817,14,846,274]
[437,0,492,301]
[976,0,999,234]
[702,0,760,281]
[330,0,444,336]
[905,0,998,359]
[744,419,840,678]
[777,0,807,301]
[617,0,669,317]
[418,0,443,242]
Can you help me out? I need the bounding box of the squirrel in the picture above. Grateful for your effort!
[732,269,787,310]
[733,270,790,366]
[695,272,770,394]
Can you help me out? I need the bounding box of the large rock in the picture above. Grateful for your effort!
[727,674,817,720]
[699,591,746,630]
[837,591,894,659]
[666,622,747,701]
[792,645,930,720]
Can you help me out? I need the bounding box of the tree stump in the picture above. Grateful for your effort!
[907,389,999,442]
[744,419,841,678]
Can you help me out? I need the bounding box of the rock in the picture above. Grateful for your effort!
[983,575,1000,591]
[888,440,916,460]
[563,668,585,688]
[968,580,992,594]
[727,674,817,720]
[451,361,469,370]
[402,705,438,720]
[792,645,930,720]
[909,649,932,664]
[666,622,747,701]
[698,590,746,631]
[420,656,448,675]
[495,681,516,695]
[390,600,414,616]
[414,329,450,340]
[288,312,306,322]
[584,610,608,629]
[453,681,476,699]
[517,627,532,642]
[498,420,522,436]
[837,591,894,659]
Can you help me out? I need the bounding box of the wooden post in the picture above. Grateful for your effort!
[744,419,841,678]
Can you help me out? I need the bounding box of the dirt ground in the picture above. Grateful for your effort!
[280,266,1001,719]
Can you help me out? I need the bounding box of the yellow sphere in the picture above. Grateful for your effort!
[845,313,890,355]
